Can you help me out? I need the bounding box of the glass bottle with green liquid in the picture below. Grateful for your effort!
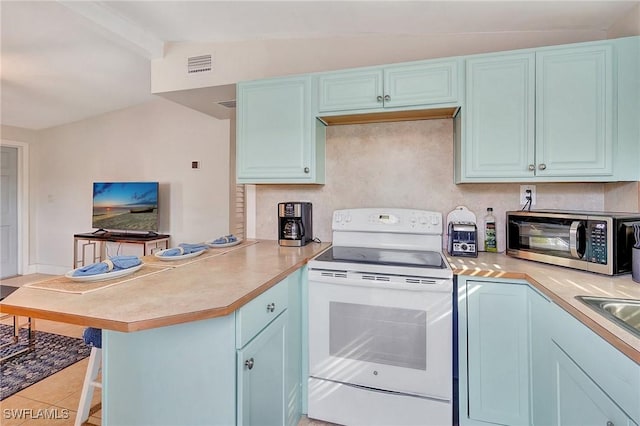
[484,207,497,252]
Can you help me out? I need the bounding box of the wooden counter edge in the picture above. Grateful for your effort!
[454,268,640,365]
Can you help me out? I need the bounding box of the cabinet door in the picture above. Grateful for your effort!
[536,45,613,177]
[550,342,637,426]
[317,68,383,112]
[463,53,535,178]
[466,280,530,425]
[237,76,318,183]
[384,59,459,108]
[237,312,287,426]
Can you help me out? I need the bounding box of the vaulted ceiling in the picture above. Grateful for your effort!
[1,1,638,130]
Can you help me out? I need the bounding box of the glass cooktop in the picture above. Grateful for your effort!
[314,246,447,269]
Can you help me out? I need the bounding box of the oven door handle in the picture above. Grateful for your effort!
[569,221,586,259]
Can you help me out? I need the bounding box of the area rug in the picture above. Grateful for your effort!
[0,324,91,400]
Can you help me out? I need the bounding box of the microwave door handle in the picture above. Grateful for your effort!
[569,221,586,259]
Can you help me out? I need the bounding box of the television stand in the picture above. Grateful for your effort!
[104,231,159,239]
[73,232,171,268]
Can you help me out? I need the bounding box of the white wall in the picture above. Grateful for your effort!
[152,31,608,94]
[32,98,231,272]
[1,125,39,144]
[607,3,640,39]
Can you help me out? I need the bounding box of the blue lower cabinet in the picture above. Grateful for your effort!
[237,312,288,426]
[550,341,637,426]
[548,302,640,425]
[461,278,531,426]
[103,316,237,426]
[103,271,304,426]
[458,275,640,426]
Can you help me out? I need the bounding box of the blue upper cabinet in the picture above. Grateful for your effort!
[462,52,536,179]
[385,60,459,108]
[235,37,638,185]
[236,75,325,184]
[317,68,383,112]
[316,58,460,114]
[535,45,613,177]
[456,37,639,183]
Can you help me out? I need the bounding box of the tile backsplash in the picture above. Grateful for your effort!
[255,119,610,252]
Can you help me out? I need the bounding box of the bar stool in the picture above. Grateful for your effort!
[75,327,102,426]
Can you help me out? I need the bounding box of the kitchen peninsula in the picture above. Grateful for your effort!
[0,240,330,426]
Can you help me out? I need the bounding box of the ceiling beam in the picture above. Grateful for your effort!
[57,1,164,59]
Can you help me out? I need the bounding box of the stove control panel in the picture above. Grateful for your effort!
[333,208,442,234]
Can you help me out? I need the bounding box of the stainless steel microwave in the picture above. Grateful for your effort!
[506,210,640,275]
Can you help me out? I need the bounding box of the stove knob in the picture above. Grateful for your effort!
[334,213,342,223]
[345,215,352,223]
[431,215,439,225]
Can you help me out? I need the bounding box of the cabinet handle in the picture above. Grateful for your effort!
[376,95,383,102]
[606,422,614,426]
[267,302,276,313]
[304,167,310,173]
[528,164,535,171]
[538,163,547,170]
[384,94,390,102]
[245,358,254,370]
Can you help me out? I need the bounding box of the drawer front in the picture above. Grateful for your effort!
[236,280,288,348]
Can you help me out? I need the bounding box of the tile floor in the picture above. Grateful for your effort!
[1,274,334,426]
[0,318,101,426]
[2,274,98,425]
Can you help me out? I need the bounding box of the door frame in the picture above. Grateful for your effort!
[1,140,30,275]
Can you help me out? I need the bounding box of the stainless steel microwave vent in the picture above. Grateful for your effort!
[187,55,212,73]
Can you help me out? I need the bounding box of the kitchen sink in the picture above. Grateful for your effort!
[576,296,640,338]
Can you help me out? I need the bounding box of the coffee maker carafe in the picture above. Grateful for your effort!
[278,202,312,246]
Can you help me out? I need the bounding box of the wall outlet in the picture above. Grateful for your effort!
[520,185,537,206]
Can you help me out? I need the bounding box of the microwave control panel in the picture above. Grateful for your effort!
[587,221,608,264]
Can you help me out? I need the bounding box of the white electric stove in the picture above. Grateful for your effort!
[307,208,453,426]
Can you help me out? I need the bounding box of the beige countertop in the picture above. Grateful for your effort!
[449,252,640,364]
[0,240,330,332]
[2,242,637,363]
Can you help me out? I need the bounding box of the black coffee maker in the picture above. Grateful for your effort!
[278,202,312,246]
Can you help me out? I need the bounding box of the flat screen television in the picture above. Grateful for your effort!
[92,182,159,233]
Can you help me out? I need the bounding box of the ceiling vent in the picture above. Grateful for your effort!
[187,55,212,74]
[217,100,236,109]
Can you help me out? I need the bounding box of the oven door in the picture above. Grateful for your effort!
[308,269,452,400]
